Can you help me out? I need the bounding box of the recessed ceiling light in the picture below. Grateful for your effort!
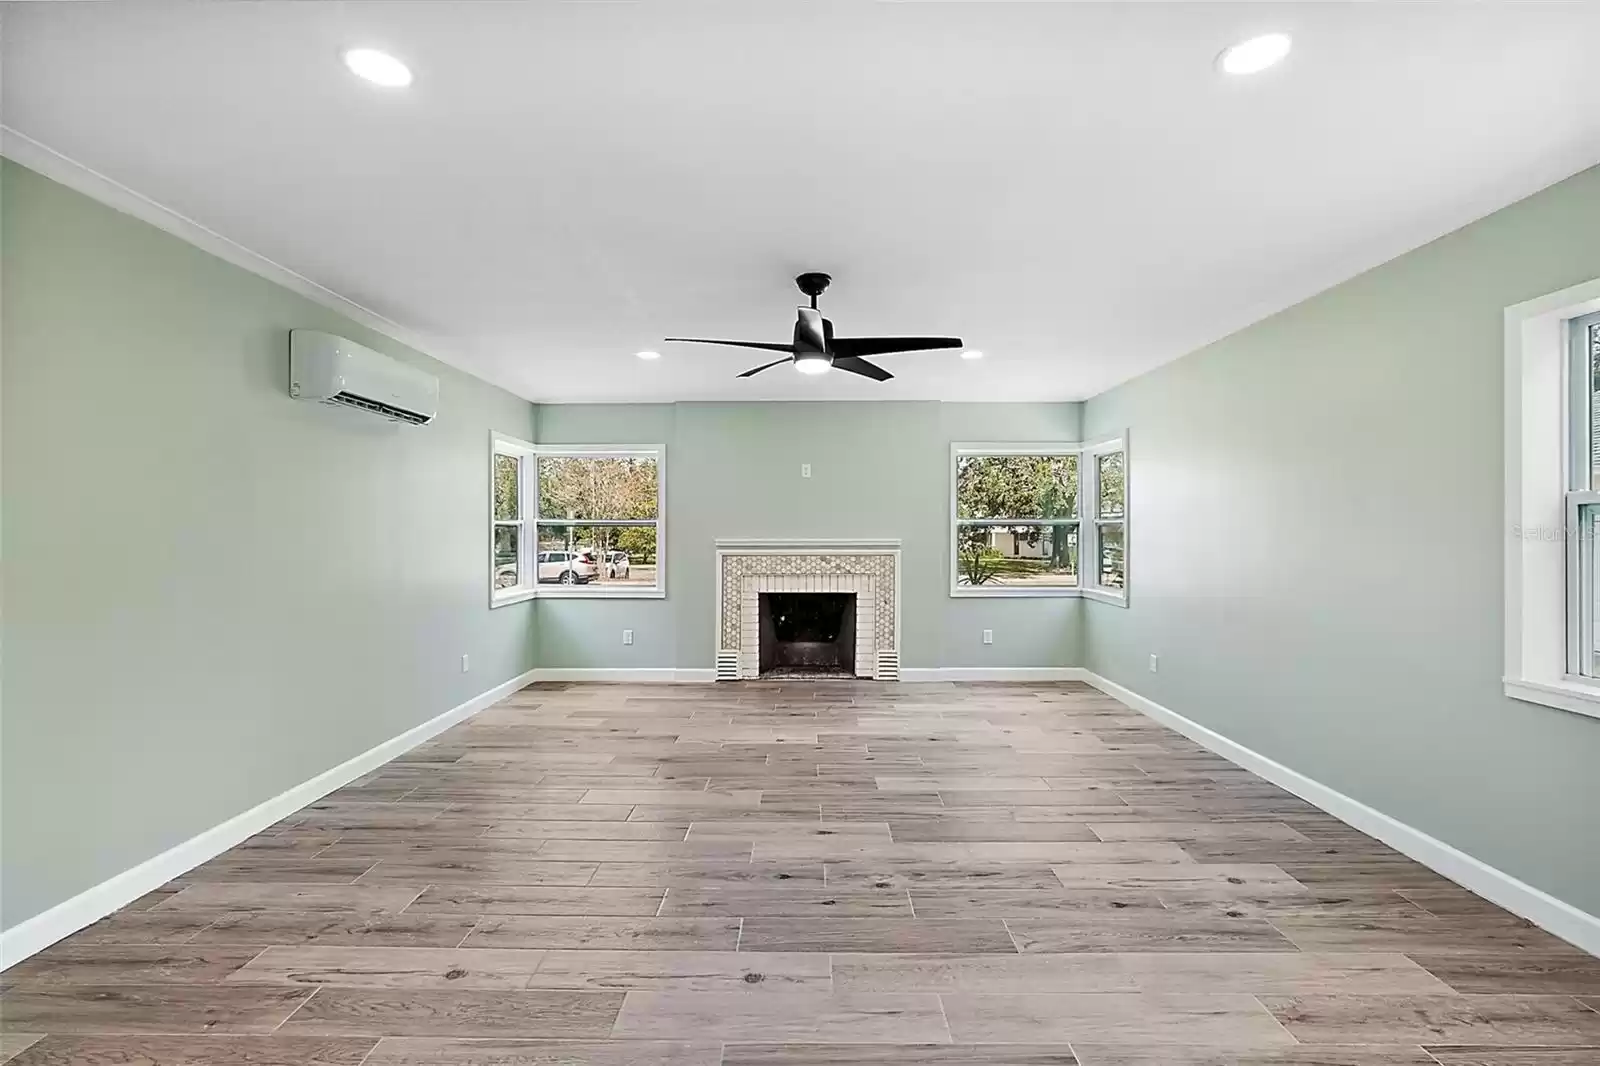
[960,349,984,361]
[344,48,413,88]
[635,350,661,361]
[1218,33,1292,76]
[795,357,830,375]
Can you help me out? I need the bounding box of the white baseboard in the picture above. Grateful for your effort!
[529,668,716,683]
[1082,671,1600,958]
[0,667,540,971]
[528,667,1088,684]
[900,667,1089,682]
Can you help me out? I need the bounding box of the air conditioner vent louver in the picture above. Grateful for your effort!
[327,391,433,425]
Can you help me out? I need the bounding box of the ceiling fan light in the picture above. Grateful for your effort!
[343,48,413,87]
[1218,33,1292,75]
[794,356,830,375]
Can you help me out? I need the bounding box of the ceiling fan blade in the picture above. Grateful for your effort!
[737,356,794,378]
[829,336,963,358]
[833,356,893,381]
[665,338,796,354]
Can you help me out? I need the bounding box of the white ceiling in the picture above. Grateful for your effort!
[5,2,1599,403]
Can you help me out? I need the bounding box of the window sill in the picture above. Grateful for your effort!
[1081,586,1128,607]
[950,586,1085,600]
[491,587,666,607]
[538,587,666,600]
[1503,677,1600,722]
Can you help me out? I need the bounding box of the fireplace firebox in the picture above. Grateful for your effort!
[758,593,857,678]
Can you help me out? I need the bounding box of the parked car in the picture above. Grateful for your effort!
[605,551,630,579]
[538,549,597,584]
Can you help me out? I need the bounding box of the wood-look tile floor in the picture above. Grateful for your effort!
[4,681,1599,1065]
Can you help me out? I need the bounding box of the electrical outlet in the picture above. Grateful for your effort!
[461,653,470,673]
[622,629,634,646]
[982,629,994,645]
[1149,653,1159,673]
[801,463,812,478]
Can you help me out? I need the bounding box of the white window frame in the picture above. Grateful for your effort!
[949,436,1127,601]
[1504,276,1600,720]
[1083,434,1129,606]
[490,433,666,606]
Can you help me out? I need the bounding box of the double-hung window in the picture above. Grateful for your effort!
[952,444,1081,595]
[491,434,665,604]
[1565,311,1600,677]
[950,438,1127,601]
[1504,278,1600,719]
[1085,438,1127,601]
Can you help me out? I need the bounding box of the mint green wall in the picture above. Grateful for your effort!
[536,401,1085,671]
[1084,164,1600,914]
[0,162,539,931]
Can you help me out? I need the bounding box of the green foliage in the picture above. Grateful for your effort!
[956,454,1076,519]
[614,526,657,563]
[493,455,520,520]
[538,457,657,521]
[1097,451,1124,517]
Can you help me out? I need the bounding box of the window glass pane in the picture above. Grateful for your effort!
[538,524,658,587]
[1098,523,1125,589]
[493,524,519,590]
[1097,451,1124,518]
[538,456,659,521]
[1590,506,1600,674]
[1590,323,1600,489]
[956,524,1078,587]
[956,455,1077,520]
[494,454,520,521]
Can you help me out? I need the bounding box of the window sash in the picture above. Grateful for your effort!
[1565,315,1600,674]
[950,443,1096,597]
[1565,492,1600,677]
[1569,313,1600,493]
[1082,442,1127,599]
[955,521,1080,588]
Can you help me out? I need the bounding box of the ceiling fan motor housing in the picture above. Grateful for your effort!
[795,272,832,303]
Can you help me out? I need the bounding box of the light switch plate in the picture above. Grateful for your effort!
[982,629,994,645]
[623,629,634,646]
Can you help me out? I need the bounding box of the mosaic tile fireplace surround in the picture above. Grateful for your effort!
[715,538,901,681]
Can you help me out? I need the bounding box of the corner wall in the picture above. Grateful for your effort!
[534,400,1086,673]
[0,161,539,932]
[1083,164,1600,915]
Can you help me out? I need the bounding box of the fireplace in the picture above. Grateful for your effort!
[759,593,856,678]
[715,538,899,681]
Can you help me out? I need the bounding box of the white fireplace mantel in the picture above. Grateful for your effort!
[714,539,901,681]
[714,537,902,552]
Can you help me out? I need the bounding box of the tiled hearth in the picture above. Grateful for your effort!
[715,538,900,680]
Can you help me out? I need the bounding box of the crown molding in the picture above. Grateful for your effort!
[0,125,531,402]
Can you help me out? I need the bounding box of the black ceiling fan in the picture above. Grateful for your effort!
[665,272,963,381]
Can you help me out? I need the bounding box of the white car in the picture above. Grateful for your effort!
[606,551,630,579]
[538,549,597,584]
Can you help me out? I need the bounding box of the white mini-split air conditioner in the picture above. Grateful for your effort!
[289,330,439,425]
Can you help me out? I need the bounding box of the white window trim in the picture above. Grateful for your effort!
[1504,276,1600,721]
[948,436,1127,600]
[490,433,667,606]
